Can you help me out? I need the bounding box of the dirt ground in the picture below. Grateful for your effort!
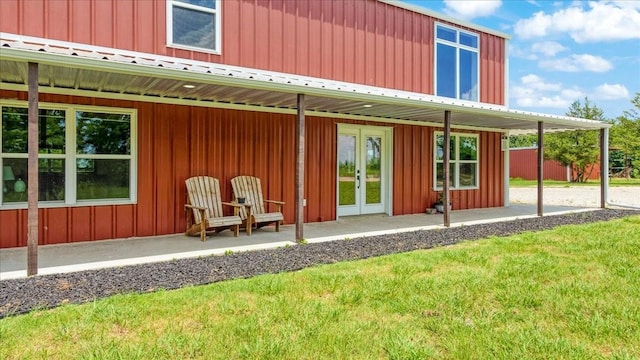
[509,186,640,208]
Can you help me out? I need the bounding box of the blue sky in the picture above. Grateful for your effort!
[402,0,640,119]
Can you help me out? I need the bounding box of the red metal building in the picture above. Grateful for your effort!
[510,147,601,182]
[0,0,608,248]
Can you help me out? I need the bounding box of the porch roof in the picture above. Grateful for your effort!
[1,33,609,133]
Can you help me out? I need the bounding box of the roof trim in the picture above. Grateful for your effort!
[0,33,608,131]
[0,89,508,133]
[378,0,511,39]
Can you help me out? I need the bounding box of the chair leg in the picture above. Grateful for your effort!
[200,221,206,242]
[246,218,252,236]
[275,220,280,232]
[233,224,239,237]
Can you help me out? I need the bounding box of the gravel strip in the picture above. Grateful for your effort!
[1,209,638,318]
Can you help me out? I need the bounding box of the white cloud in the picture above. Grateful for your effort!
[443,0,502,20]
[511,75,630,113]
[594,83,630,100]
[538,54,613,72]
[520,74,562,91]
[513,1,640,43]
[531,41,567,57]
[613,0,640,10]
[511,74,584,109]
[509,44,538,60]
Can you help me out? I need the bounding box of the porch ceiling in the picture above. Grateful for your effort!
[1,33,609,132]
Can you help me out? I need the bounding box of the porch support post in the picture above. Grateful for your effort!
[27,62,39,276]
[295,94,305,242]
[503,132,510,206]
[443,110,451,227]
[600,128,609,208]
[537,121,544,217]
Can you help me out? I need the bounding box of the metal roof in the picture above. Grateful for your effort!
[0,33,608,132]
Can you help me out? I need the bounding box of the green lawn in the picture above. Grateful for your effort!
[1,216,640,359]
[510,177,640,187]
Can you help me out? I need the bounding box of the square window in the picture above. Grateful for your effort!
[459,32,478,48]
[77,159,130,200]
[434,132,479,189]
[76,112,131,155]
[168,0,221,53]
[2,107,66,154]
[436,25,457,42]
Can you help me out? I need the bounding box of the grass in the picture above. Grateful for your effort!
[1,216,640,359]
[510,177,640,187]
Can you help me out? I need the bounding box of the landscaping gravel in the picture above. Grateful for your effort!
[1,208,638,318]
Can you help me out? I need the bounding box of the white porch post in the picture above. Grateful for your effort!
[600,128,609,208]
[503,132,510,206]
[537,121,544,217]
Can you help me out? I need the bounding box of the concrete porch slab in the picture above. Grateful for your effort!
[0,204,593,280]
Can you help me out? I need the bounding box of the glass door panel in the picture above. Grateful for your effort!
[338,134,357,207]
[365,136,381,205]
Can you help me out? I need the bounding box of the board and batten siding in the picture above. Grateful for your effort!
[0,91,503,247]
[510,148,568,181]
[0,0,505,105]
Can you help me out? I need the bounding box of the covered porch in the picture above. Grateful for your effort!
[1,33,610,276]
[0,203,596,279]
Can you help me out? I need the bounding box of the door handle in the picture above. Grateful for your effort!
[356,170,361,189]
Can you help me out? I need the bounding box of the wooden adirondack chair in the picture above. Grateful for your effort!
[230,175,284,236]
[184,176,242,241]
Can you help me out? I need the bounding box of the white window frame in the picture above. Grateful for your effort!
[433,132,480,190]
[0,100,137,209]
[434,22,480,101]
[167,0,222,55]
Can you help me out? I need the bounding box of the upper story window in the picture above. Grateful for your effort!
[1,102,137,208]
[167,0,221,54]
[435,23,479,101]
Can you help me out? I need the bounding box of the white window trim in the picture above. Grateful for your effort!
[434,22,480,102]
[166,0,222,55]
[433,131,480,190]
[0,100,137,209]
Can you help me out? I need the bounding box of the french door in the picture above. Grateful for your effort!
[337,125,391,217]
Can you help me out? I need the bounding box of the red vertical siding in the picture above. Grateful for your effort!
[1,91,505,248]
[509,148,600,181]
[510,148,568,181]
[0,0,506,105]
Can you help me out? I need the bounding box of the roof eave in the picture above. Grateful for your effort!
[0,36,608,132]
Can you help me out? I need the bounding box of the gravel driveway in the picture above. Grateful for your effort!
[510,186,640,208]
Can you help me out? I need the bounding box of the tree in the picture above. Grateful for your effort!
[545,98,604,182]
[509,133,537,148]
[609,92,640,178]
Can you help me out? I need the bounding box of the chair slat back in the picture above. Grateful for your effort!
[231,175,266,219]
[185,176,224,224]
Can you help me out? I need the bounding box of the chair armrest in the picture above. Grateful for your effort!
[264,199,284,212]
[221,202,242,208]
[184,204,207,211]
